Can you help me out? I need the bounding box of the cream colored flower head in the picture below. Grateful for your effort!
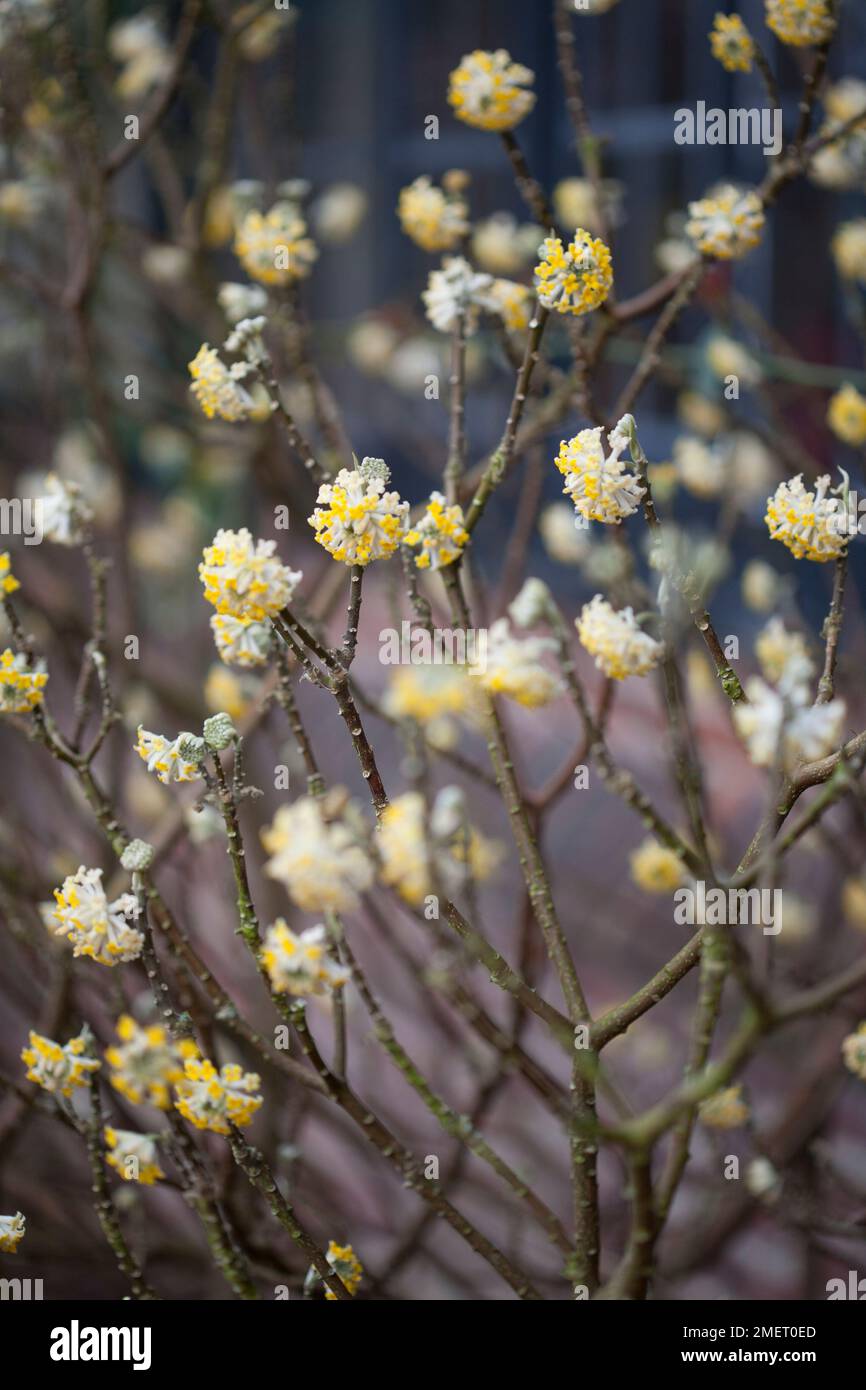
[134,727,204,785]
[404,492,468,570]
[188,345,254,422]
[470,617,563,708]
[210,612,271,668]
[699,1084,749,1129]
[534,229,613,316]
[105,1015,198,1110]
[234,202,318,285]
[447,49,535,132]
[48,866,143,966]
[577,595,664,680]
[382,664,481,749]
[755,617,813,689]
[539,501,591,564]
[486,278,534,332]
[764,0,834,47]
[378,790,500,907]
[104,1127,165,1184]
[308,464,409,565]
[472,213,541,274]
[397,176,469,253]
[0,648,48,713]
[710,13,754,71]
[828,383,866,446]
[555,422,645,524]
[686,184,764,259]
[733,677,845,771]
[673,436,724,499]
[842,1023,866,1080]
[175,1057,262,1134]
[261,921,349,997]
[0,1212,25,1254]
[765,474,848,562]
[262,795,374,913]
[22,1029,99,1097]
[325,1241,364,1299]
[39,473,92,545]
[832,220,866,283]
[200,527,302,619]
[630,838,686,894]
[422,257,495,334]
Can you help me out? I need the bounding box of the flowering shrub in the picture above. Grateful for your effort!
[0,0,865,1311]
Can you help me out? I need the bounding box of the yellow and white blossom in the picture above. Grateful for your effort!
[234,203,317,285]
[217,282,268,325]
[262,795,374,913]
[765,474,847,562]
[210,612,271,668]
[175,1057,262,1134]
[382,664,481,748]
[109,13,171,98]
[261,921,349,997]
[534,229,613,316]
[324,1240,364,1299]
[447,49,535,132]
[397,176,468,253]
[104,1127,164,1184]
[699,1084,749,1129]
[577,595,664,680]
[765,0,835,47]
[378,790,500,906]
[733,676,845,771]
[200,527,302,619]
[308,463,409,565]
[630,838,686,894]
[755,617,813,688]
[134,727,204,785]
[0,1212,25,1253]
[686,184,765,260]
[539,502,591,564]
[552,177,621,236]
[705,334,762,386]
[0,648,47,713]
[710,13,755,71]
[469,617,563,708]
[472,213,540,273]
[842,1023,866,1081]
[742,560,781,612]
[106,1015,198,1111]
[39,473,92,545]
[22,1029,100,1096]
[673,437,725,499]
[828,383,866,446]
[422,257,495,334]
[48,866,143,966]
[486,278,534,332]
[404,492,468,570]
[831,220,866,284]
[188,345,255,423]
[312,182,367,245]
[555,421,645,524]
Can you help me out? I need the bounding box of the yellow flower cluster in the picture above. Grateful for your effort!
[48,866,143,966]
[686,185,765,260]
[308,466,409,565]
[577,595,664,680]
[22,1030,100,1097]
[199,527,302,620]
[188,344,254,422]
[699,1084,749,1129]
[470,617,563,708]
[709,13,754,71]
[0,648,47,713]
[765,474,847,562]
[828,383,866,446]
[234,203,318,285]
[324,1241,364,1299]
[534,230,613,316]
[106,1015,199,1110]
[630,838,685,894]
[486,277,533,331]
[404,492,469,570]
[378,791,500,907]
[0,1212,25,1253]
[555,422,645,525]
[382,665,481,748]
[447,49,535,132]
[842,1023,866,1080]
[0,551,19,595]
[175,1057,262,1134]
[210,612,271,668]
[104,1127,165,1184]
[261,920,349,997]
[832,220,866,284]
[134,727,203,785]
[765,0,834,47]
[262,795,374,914]
[397,176,468,253]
